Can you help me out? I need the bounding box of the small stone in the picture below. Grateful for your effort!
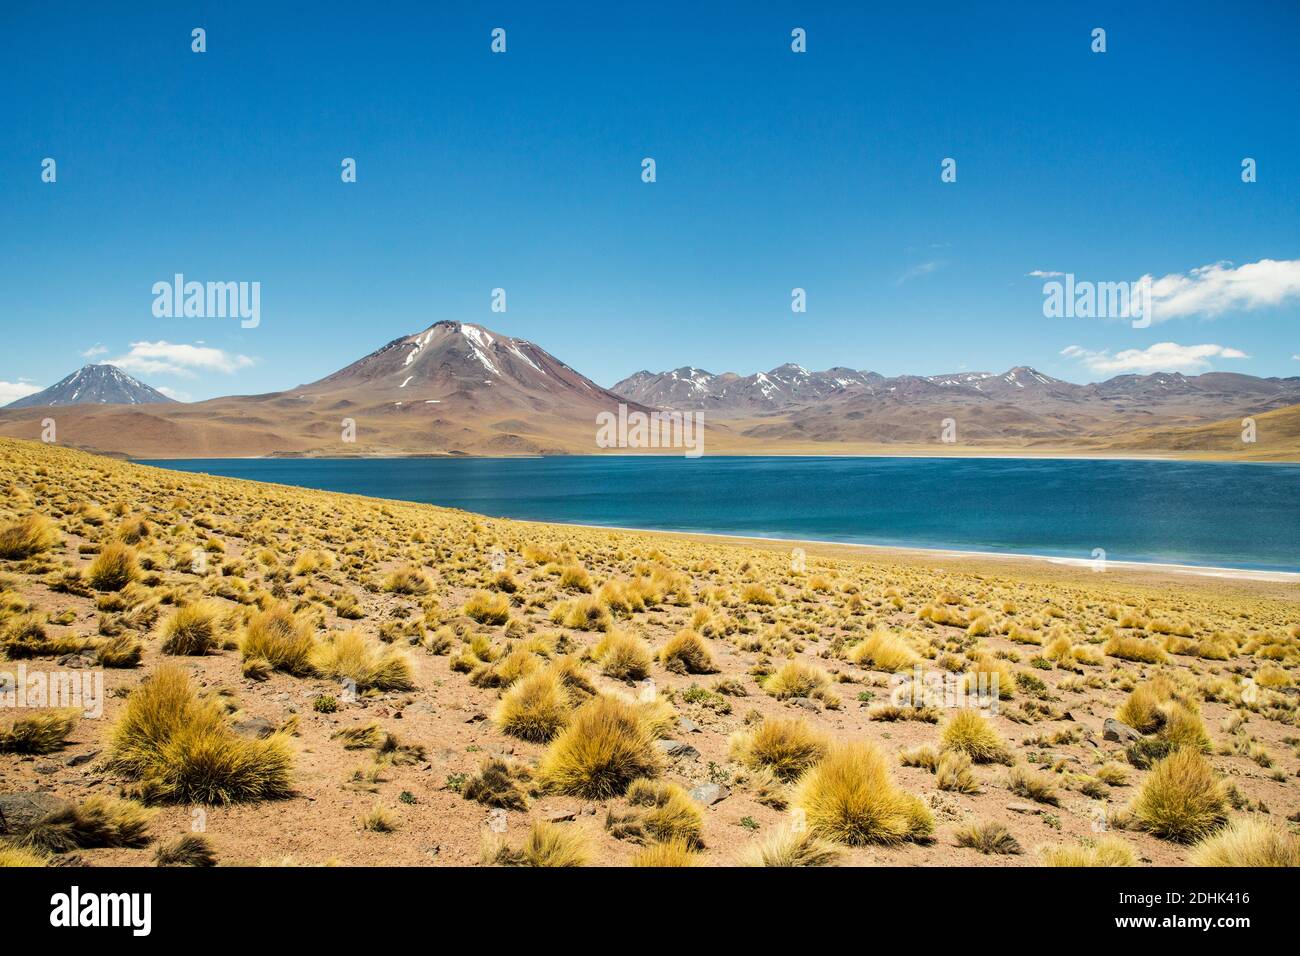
[688,783,729,805]
[64,750,100,768]
[35,764,60,775]
[1102,718,1143,743]
[0,792,71,834]
[656,740,699,759]
[1006,802,1042,815]
[231,716,277,740]
[792,697,820,712]
[678,717,701,734]
[544,810,577,823]
[465,712,486,724]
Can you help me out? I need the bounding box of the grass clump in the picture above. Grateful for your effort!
[240,604,316,676]
[848,628,920,672]
[939,709,1013,765]
[311,630,415,691]
[1130,749,1228,843]
[606,778,703,847]
[538,694,662,798]
[0,709,78,754]
[1188,817,1300,867]
[463,590,511,625]
[87,541,139,592]
[592,630,653,680]
[0,514,59,559]
[728,716,828,781]
[954,821,1022,855]
[105,664,293,805]
[630,840,704,867]
[791,741,933,846]
[738,824,840,867]
[159,601,223,656]
[483,820,590,867]
[18,796,154,852]
[1040,836,1137,867]
[493,668,571,742]
[462,758,533,810]
[658,628,718,674]
[154,833,217,866]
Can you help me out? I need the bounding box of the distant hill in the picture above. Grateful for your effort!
[4,365,177,409]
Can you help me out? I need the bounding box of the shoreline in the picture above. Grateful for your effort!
[504,518,1300,583]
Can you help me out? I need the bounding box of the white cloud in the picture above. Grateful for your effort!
[1145,258,1300,321]
[1061,342,1249,375]
[0,380,42,405]
[108,341,255,378]
[155,386,192,402]
[1028,269,1064,278]
[80,343,109,358]
[897,260,944,284]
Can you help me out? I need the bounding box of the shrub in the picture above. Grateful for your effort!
[87,542,139,592]
[538,694,662,798]
[550,596,612,631]
[311,630,414,691]
[658,629,718,674]
[106,664,293,804]
[240,604,316,676]
[159,601,223,656]
[939,709,1013,764]
[738,824,840,867]
[494,669,571,742]
[0,709,78,754]
[728,716,828,781]
[0,514,59,559]
[1130,749,1228,843]
[1188,817,1300,867]
[791,741,933,846]
[463,590,510,625]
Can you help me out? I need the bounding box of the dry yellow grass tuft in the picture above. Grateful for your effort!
[240,604,317,676]
[940,709,1013,765]
[1040,836,1137,867]
[538,694,662,798]
[729,716,829,781]
[0,513,60,559]
[1130,749,1229,843]
[493,668,572,742]
[106,664,293,804]
[311,630,415,691]
[658,628,718,674]
[792,741,933,846]
[1188,817,1300,867]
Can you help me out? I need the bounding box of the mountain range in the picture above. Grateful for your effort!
[1,320,1297,459]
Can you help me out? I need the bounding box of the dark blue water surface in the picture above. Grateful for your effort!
[140,456,1300,572]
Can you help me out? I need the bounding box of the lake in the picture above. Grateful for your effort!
[140,456,1300,573]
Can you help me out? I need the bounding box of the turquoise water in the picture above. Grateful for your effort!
[141,456,1300,572]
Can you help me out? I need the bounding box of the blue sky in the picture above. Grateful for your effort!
[2,1,1298,403]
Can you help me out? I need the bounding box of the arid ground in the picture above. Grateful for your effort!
[1,437,1297,867]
